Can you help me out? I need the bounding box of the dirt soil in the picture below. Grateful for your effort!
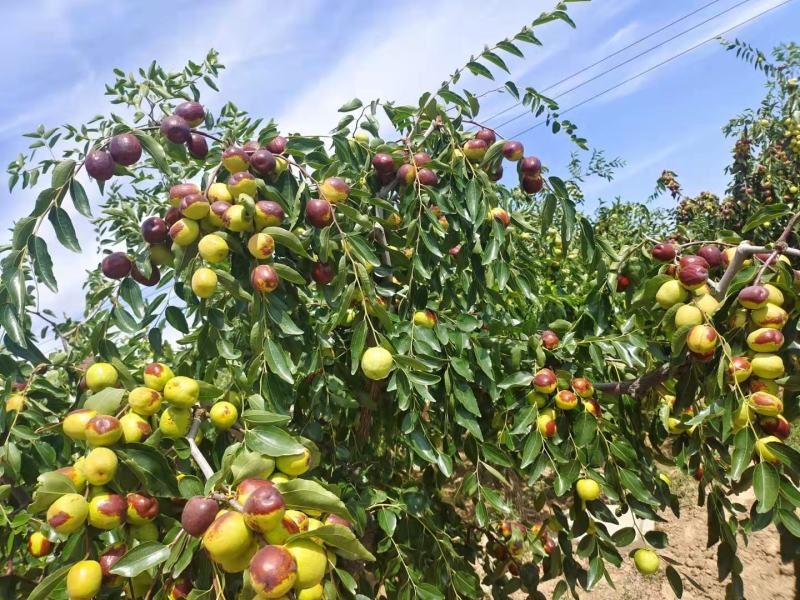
[532,488,795,600]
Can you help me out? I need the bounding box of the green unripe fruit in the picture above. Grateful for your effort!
[297,583,325,600]
[674,304,703,328]
[84,447,118,486]
[216,538,258,573]
[203,511,255,561]
[209,401,238,430]
[750,353,785,379]
[85,362,118,392]
[286,539,328,589]
[164,376,200,408]
[47,493,89,534]
[576,478,601,501]
[361,347,393,380]
[694,294,719,316]
[159,406,192,438]
[656,280,688,309]
[198,234,229,263]
[191,267,217,298]
[526,390,548,408]
[275,447,312,476]
[633,548,660,575]
[67,560,102,600]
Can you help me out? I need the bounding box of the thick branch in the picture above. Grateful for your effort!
[595,363,673,397]
[187,415,214,480]
[713,244,767,299]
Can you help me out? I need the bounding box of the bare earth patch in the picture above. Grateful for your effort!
[531,489,794,600]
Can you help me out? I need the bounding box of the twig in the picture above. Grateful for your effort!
[190,129,225,144]
[211,492,244,512]
[187,415,214,480]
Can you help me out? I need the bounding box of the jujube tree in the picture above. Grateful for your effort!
[1,5,799,599]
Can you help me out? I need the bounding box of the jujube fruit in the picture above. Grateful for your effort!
[181,496,219,536]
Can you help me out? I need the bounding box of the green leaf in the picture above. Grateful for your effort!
[134,131,170,173]
[288,524,375,561]
[165,306,189,334]
[272,263,306,286]
[27,565,72,600]
[753,462,779,512]
[0,304,26,347]
[12,217,36,251]
[466,61,494,80]
[48,207,81,252]
[84,387,126,415]
[497,40,524,58]
[377,508,397,537]
[118,444,181,496]
[241,410,291,426]
[743,203,793,233]
[109,541,170,577]
[497,371,533,389]
[611,527,636,546]
[666,566,684,598]
[275,478,353,521]
[246,426,305,456]
[521,431,542,468]
[51,159,75,189]
[338,98,363,112]
[765,441,800,472]
[350,320,367,375]
[29,236,57,292]
[69,179,92,218]
[265,338,295,384]
[481,51,510,73]
[261,226,310,258]
[572,412,597,447]
[28,471,75,514]
[730,427,754,481]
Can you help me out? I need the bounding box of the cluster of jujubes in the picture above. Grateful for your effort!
[527,370,601,439]
[651,241,793,464]
[22,354,364,599]
[181,468,346,600]
[653,243,723,338]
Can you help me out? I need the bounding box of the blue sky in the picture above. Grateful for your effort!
[1,0,798,336]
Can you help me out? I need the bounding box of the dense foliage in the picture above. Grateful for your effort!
[1,5,799,599]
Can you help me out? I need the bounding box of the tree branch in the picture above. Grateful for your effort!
[187,415,214,480]
[595,363,674,397]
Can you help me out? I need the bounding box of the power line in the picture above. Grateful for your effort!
[508,0,793,140]
[478,0,729,126]
[492,0,755,131]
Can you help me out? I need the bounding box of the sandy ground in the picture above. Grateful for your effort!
[531,488,795,600]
